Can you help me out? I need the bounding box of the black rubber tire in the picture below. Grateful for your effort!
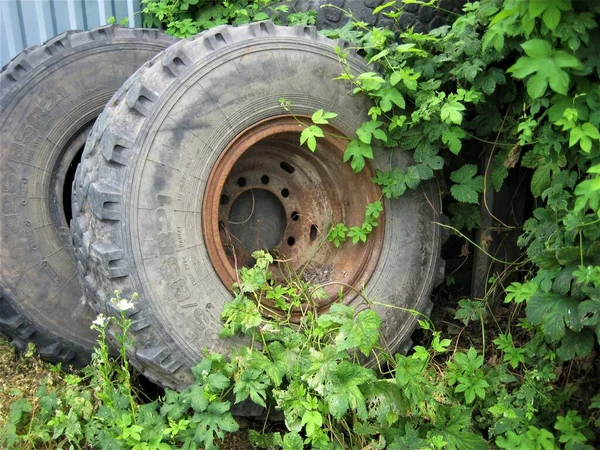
[0,26,178,367]
[280,0,466,33]
[71,22,445,389]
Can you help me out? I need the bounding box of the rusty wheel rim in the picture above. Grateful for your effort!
[203,115,384,313]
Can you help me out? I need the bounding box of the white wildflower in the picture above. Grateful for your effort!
[115,298,135,311]
[91,314,107,328]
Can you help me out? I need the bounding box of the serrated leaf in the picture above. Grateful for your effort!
[357,120,386,144]
[311,109,337,125]
[344,139,373,172]
[508,39,581,98]
[442,126,467,154]
[450,165,483,204]
[556,328,594,361]
[335,309,381,356]
[526,293,580,342]
[324,361,374,421]
[300,125,324,152]
[373,87,405,112]
[441,98,466,125]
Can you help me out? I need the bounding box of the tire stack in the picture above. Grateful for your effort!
[1,0,459,390]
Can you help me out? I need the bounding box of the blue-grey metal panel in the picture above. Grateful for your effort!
[0,0,143,66]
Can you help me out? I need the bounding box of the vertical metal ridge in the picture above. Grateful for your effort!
[49,0,58,37]
[80,0,89,30]
[15,0,27,47]
[34,0,49,43]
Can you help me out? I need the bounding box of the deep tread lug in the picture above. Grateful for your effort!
[100,128,134,165]
[136,345,184,374]
[88,182,121,220]
[90,241,129,279]
[126,79,159,116]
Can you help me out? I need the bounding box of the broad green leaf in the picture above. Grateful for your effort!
[442,126,467,154]
[441,98,466,125]
[450,165,484,204]
[300,125,324,152]
[529,0,571,31]
[301,410,322,437]
[508,39,582,98]
[344,139,374,172]
[526,293,580,342]
[324,361,374,421]
[335,309,381,356]
[356,120,387,144]
[311,109,337,125]
[373,87,405,112]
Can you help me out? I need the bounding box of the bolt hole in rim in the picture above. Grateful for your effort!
[202,116,384,316]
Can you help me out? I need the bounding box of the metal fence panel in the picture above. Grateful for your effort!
[0,0,143,66]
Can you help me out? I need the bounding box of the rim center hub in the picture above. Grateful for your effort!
[225,189,287,255]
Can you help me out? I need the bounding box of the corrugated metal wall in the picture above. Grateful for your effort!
[1,0,143,66]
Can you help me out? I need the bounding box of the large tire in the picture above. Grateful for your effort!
[281,0,466,33]
[0,26,178,367]
[72,22,445,389]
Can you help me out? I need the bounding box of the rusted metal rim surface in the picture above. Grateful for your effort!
[203,115,384,314]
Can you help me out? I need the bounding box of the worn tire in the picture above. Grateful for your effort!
[0,26,178,367]
[280,0,466,32]
[71,22,445,389]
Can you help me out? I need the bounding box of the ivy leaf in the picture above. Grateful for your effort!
[311,109,337,125]
[450,165,484,204]
[335,309,381,356]
[373,87,406,112]
[344,139,374,173]
[356,120,387,144]
[507,39,582,98]
[300,125,324,152]
[442,126,467,154]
